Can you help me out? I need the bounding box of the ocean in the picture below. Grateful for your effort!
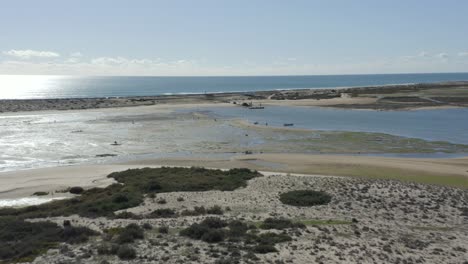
[1,73,468,99]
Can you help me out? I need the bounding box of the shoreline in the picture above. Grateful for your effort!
[1,81,468,113]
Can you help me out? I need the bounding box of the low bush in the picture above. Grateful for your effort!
[69,186,84,194]
[103,227,124,236]
[181,206,207,216]
[109,167,261,193]
[148,208,176,218]
[179,218,227,241]
[256,233,292,245]
[97,243,112,255]
[33,191,49,196]
[180,218,292,254]
[158,226,169,234]
[200,217,228,229]
[146,181,162,192]
[0,167,261,219]
[156,198,167,204]
[206,205,224,215]
[62,225,99,244]
[201,229,225,243]
[0,184,144,219]
[260,218,305,230]
[253,244,277,254]
[96,243,119,255]
[180,223,211,240]
[117,245,137,260]
[0,217,98,263]
[227,220,249,237]
[279,190,332,206]
[113,211,141,219]
[116,224,144,244]
[142,223,152,230]
[181,205,224,216]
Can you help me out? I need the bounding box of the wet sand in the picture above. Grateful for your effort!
[1,153,467,202]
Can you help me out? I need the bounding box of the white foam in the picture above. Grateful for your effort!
[0,197,68,208]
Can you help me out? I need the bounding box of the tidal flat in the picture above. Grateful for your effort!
[1,103,467,173]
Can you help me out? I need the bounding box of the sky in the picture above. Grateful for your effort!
[0,0,467,76]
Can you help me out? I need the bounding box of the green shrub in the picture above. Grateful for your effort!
[103,227,124,236]
[116,224,144,244]
[227,220,249,237]
[113,194,130,203]
[180,223,211,240]
[62,225,99,244]
[279,190,332,206]
[201,229,225,243]
[200,217,228,229]
[108,167,261,193]
[113,211,141,219]
[69,186,84,194]
[181,206,206,216]
[253,244,277,254]
[97,243,114,255]
[148,208,176,218]
[260,218,305,230]
[0,167,260,219]
[256,233,292,245]
[146,181,162,192]
[33,191,49,196]
[179,218,292,255]
[0,218,98,263]
[156,198,167,204]
[117,245,136,260]
[158,226,169,234]
[142,223,152,230]
[207,205,224,215]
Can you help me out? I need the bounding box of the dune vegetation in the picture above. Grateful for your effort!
[0,167,261,219]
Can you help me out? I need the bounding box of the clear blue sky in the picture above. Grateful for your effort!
[1,0,467,75]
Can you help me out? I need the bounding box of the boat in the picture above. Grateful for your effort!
[283,123,294,127]
[248,106,265,109]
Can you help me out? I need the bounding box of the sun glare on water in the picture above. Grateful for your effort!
[0,75,65,99]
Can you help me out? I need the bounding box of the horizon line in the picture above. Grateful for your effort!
[1,71,468,78]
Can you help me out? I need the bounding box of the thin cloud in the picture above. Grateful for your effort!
[2,49,60,59]
[418,51,429,57]
[435,52,449,59]
[91,56,129,65]
[1,52,468,76]
[70,52,83,57]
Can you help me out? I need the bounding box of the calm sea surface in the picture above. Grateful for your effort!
[1,73,468,99]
